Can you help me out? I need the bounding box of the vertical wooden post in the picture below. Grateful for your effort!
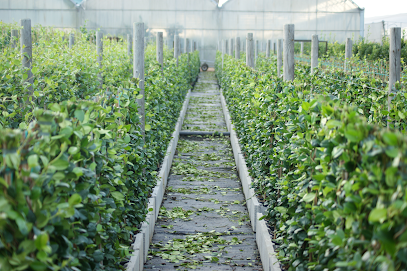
[127,34,132,56]
[246,33,254,68]
[178,38,182,56]
[266,39,271,58]
[222,39,225,68]
[229,38,234,56]
[69,33,74,49]
[183,38,186,53]
[311,35,319,74]
[96,32,103,67]
[388,27,401,129]
[235,37,240,60]
[134,22,145,137]
[277,39,283,77]
[11,30,18,49]
[96,31,103,89]
[168,36,172,50]
[255,40,258,64]
[157,32,163,70]
[174,34,179,67]
[186,38,190,53]
[283,24,295,81]
[186,38,191,82]
[20,19,33,94]
[345,38,352,72]
[300,42,304,57]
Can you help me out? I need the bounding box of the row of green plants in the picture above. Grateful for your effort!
[216,52,407,270]
[293,34,407,62]
[0,24,200,271]
[256,55,407,131]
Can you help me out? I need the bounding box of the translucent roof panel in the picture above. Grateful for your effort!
[71,0,85,5]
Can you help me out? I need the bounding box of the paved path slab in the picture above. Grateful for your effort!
[144,72,263,271]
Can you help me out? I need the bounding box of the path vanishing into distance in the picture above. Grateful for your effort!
[144,72,263,270]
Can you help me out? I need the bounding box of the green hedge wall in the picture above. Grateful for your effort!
[216,52,407,271]
[0,24,200,271]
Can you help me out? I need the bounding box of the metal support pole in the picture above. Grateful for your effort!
[300,42,304,57]
[127,34,132,56]
[134,22,145,137]
[388,27,401,129]
[235,37,240,60]
[174,34,179,67]
[225,40,229,56]
[345,38,352,72]
[229,38,234,56]
[11,29,18,49]
[157,32,163,70]
[311,35,319,74]
[283,24,295,81]
[246,33,254,68]
[21,19,33,94]
[266,40,271,58]
[69,33,74,49]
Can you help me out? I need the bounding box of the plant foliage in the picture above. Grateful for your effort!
[0,24,200,271]
[216,52,407,271]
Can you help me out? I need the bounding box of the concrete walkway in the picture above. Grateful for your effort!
[144,72,263,271]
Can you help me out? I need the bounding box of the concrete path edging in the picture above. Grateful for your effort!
[220,89,282,271]
[126,89,191,271]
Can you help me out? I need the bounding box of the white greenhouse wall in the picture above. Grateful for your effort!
[220,0,363,48]
[365,21,385,44]
[0,0,364,66]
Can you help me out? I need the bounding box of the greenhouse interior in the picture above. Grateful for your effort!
[1,0,407,271]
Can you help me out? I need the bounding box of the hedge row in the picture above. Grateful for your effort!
[255,55,407,131]
[216,52,407,270]
[0,24,200,271]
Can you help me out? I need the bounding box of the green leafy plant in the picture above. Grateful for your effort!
[0,24,200,271]
[217,52,407,270]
